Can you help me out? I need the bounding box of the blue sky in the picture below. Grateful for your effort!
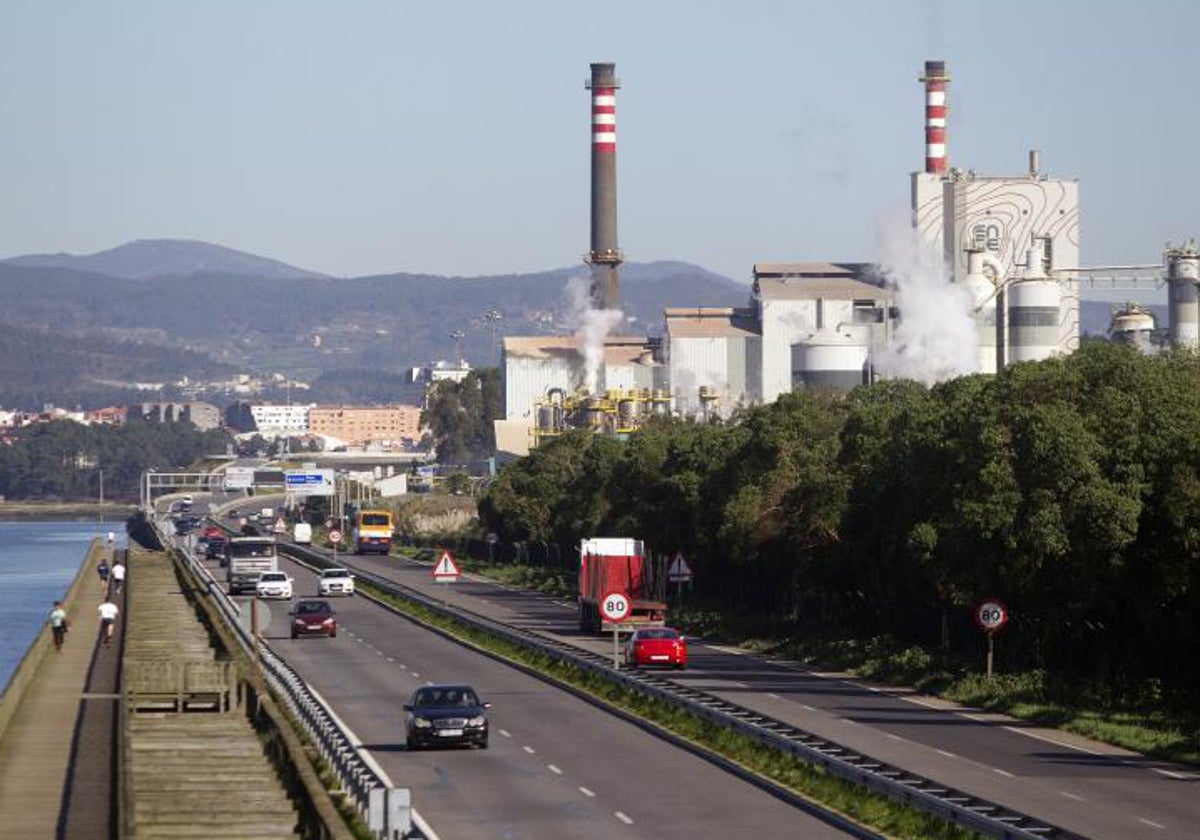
[1,1,1195,289]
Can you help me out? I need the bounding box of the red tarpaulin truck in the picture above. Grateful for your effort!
[578,537,667,634]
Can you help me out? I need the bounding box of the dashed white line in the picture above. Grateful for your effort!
[547,764,562,775]
[411,672,420,678]
[886,733,904,741]
[614,811,633,825]
[1137,817,1165,830]
[801,704,817,712]
[499,729,512,738]
[766,692,781,699]
[1060,791,1084,802]
[936,749,956,758]
[992,767,1015,778]
[386,657,394,662]
[579,786,596,798]
[523,745,536,754]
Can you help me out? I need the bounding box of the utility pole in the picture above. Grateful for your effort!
[484,310,503,366]
[99,468,104,506]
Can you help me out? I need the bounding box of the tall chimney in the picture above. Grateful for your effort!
[919,60,949,175]
[586,62,622,310]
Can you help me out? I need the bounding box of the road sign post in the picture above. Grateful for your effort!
[600,591,631,668]
[432,551,461,606]
[667,551,694,602]
[974,599,1010,677]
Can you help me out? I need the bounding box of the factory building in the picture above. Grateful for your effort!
[664,307,760,419]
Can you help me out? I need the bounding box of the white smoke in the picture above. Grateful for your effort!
[563,275,623,394]
[873,209,978,385]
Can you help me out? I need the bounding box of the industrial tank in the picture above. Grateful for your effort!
[964,249,998,374]
[791,330,868,390]
[1007,250,1061,363]
[1167,241,1200,350]
[1110,304,1156,354]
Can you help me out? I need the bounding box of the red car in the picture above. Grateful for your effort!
[623,627,687,669]
[290,599,338,639]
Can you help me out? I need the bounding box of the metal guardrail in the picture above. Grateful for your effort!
[153,516,414,840]
[283,541,1087,840]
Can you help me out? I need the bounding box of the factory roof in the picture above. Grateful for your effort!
[756,275,893,302]
[503,334,657,364]
[752,261,873,280]
[665,307,761,338]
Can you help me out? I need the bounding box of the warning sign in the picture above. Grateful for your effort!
[432,551,461,582]
[667,551,693,583]
[273,518,287,534]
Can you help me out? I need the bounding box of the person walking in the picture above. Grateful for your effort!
[97,558,110,592]
[111,557,126,596]
[98,599,119,647]
[48,601,70,652]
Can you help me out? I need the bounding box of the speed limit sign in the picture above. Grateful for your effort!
[975,599,1009,633]
[328,529,342,544]
[600,592,631,623]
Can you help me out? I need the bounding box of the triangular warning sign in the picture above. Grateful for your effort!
[273,518,287,534]
[668,551,693,582]
[432,551,461,580]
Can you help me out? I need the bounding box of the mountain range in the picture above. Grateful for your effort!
[0,240,750,410]
[0,240,1146,412]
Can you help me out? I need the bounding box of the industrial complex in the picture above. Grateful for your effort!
[494,60,1198,457]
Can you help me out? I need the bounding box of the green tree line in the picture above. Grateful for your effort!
[479,342,1200,709]
[0,419,232,501]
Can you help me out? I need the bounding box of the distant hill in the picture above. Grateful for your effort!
[1,239,328,280]
[0,240,748,408]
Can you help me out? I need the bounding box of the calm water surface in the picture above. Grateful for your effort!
[0,520,114,689]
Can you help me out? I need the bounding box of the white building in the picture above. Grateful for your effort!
[250,404,311,434]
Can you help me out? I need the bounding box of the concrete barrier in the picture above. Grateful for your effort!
[0,537,103,743]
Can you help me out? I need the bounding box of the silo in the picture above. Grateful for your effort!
[1110,304,1156,354]
[964,248,998,373]
[1008,249,1061,363]
[1167,241,1200,350]
[792,330,869,390]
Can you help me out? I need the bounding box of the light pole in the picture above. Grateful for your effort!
[98,468,104,506]
[450,330,466,367]
[484,310,503,366]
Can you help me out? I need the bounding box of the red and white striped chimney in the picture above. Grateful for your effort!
[919,60,949,175]
[586,62,621,310]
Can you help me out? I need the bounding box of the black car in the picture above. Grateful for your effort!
[205,536,228,561]
[404,684,490,750]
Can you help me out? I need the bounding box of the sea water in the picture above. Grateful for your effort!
[0,520,113,690]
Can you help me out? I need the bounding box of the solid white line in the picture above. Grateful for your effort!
[1152,767,1195,780]
[1138,817,1165,829]
[801,704,817,712]
[523,745,536,754]
[936,749,956,758]
[579,786,596,797]
[547,764,562,775]
[841,718,858,726]
[992,767,1015,778]
[886,733,904,741]
[767,693,781,700]
[614,811,633,824]
[1000,724,1106,755]
[1060,791,1084,801]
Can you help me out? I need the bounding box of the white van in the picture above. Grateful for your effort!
[293,522,313,545]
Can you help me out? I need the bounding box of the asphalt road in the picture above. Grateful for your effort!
[239,555,867,840]
[331,550,1200,840]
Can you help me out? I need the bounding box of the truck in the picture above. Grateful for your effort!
[578,537,667,634]
[224,535,279,595]
[352,509,394,555]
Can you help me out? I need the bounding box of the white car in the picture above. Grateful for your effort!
[318,568,355,597]
[255,571,293,599]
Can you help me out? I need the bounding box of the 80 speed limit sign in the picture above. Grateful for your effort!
[600,592,631,623]
[975,599,1009,633]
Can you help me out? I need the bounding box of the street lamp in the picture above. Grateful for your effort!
[450,330,465,367]
[484,310,503,366]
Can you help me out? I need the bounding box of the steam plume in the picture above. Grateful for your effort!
[563,276,622,393]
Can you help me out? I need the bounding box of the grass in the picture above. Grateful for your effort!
[362,578,985,840]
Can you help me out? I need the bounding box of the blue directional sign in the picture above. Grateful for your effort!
[284,469,334,497]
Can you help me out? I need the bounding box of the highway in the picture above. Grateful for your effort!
[217,552,871,840]
[318,549,1200,840]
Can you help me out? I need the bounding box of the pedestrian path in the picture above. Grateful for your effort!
[0,540,117,838]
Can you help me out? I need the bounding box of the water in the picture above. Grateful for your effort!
[0,520,113,690]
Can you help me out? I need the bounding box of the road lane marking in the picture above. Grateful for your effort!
[767,693,781,700]
[801,704,817,712]
[841,718,858,726]
[614,812,633,824]
[1152,767,1194,780]
[936,749,956,758]
[499,729,512,738]
[992,767,1014,778]
[386,657,394,662]
[1060,791,1084,801]
[886,733,904,741]
[523,746,536,754]
[547,764,562,775]
[579,787,596,797]
[1138,818,1165,829]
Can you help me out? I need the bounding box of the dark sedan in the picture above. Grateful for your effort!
[290,599,337,639]
[404,684,490,750]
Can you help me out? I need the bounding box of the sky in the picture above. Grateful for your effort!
[1,1,1197,294]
